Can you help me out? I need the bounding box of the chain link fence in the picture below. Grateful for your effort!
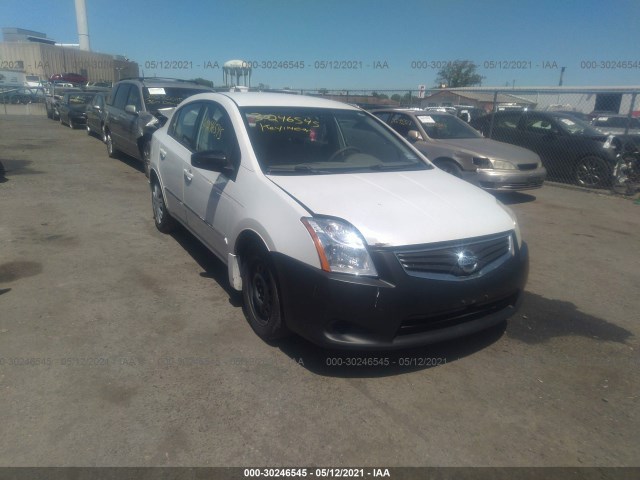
[300,87,640,193]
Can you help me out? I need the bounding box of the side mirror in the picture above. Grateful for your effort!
[408,130,423,142]
[125,104,138,115]
[191,150,233,173]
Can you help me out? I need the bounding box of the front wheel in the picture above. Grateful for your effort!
[142,141,151,178]
[151,181,176,233]
[106,132,118,158]
[575,156,611,188]
[242,250,288,342]
[436,159,463,178]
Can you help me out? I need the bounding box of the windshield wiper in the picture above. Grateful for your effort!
[366,163,429,171]
[266,165,333,175]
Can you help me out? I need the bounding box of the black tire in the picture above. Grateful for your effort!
[101,125,107,143]
[59,115,65,126]
[575,156,611,188]
[142,141,151,178]
[151,180,176,233]
[436,159,463,178]
[68,118,74,129]
[86,124,92,136]
[242,249,288,342]
[106,131,118,158]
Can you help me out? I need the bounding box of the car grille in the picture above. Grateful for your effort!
[479,179,544,190]
[518,163,539,170]
[394,231,513,279]
[396,292,518,336]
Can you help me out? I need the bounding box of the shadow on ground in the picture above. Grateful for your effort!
[493,191,537,205]
[168,224,634,378]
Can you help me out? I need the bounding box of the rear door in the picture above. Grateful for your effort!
[108,84,131,149]
[157,101,205,223]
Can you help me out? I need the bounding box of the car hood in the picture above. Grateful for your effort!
[432,138,540,164]
[268,169,516,247]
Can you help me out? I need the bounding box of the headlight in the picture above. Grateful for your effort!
[472,156,492,168]
[301,217,378,276]
[492,159,517,170]
[497,203,522,249]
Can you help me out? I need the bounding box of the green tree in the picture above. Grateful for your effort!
[390,93,402,103]
[435,61,484,88]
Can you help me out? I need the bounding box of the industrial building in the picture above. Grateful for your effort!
[0,26,138,84]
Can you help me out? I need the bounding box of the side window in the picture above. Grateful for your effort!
[195,102,240,167]
[524,115,559,134]
[112,84,131,110]
[168,102,204,150]
[374,112,392,123]
[388,113,417,137]
[126,86,142,112]
[495,113,521,130]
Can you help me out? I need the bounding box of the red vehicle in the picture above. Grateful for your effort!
[49,73,88,84]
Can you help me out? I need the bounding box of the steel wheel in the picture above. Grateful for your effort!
[242,250,287,341]
[152,181,175,233]
[576,156,610,188]
[106,132,117,158]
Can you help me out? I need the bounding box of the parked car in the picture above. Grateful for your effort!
[49,73,87,84]
[86,92,109,141]
[373,109,546,191]
[471,111,618,188]
[104,77,214,177]
[591,115,640,135]
[0,87,44,104]
[149,92,529,349]
[57,92,96,129]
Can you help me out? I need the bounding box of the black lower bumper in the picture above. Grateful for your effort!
[271,242,529,350]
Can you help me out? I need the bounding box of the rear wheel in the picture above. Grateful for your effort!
[575,156,611,188]
[242,249,288,342]
[151,180,176,233]
[86,124,92,135]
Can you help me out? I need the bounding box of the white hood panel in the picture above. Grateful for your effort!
[268,169,515,247]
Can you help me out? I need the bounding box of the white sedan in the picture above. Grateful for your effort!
[149,92,529,350]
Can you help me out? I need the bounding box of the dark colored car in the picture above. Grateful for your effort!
[104,77,214,177]
[471,111,618,188]
[49,73,88,84]
[86,92,109,141]
[58,92,96,129]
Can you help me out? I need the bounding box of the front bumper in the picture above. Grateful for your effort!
[69,112,88,125]
[476,167,547,191]
[271,239,528,350]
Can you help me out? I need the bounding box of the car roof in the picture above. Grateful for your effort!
[189,92,360,110]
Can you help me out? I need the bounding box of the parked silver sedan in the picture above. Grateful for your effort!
[373,109,547,191]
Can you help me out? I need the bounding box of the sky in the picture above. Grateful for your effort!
[1,0,640,91]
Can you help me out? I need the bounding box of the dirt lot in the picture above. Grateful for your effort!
[0,115,638,467]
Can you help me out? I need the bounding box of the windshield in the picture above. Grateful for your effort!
[554,115,603,136]
[240,107,431,175]
[143,87,209,110]
[417,113,483,139]
[67,94,94,105]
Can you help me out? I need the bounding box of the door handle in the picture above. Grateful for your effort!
[183,169,194,181]
[159,148,167,160]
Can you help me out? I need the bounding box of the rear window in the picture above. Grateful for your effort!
[143,87,210,110]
